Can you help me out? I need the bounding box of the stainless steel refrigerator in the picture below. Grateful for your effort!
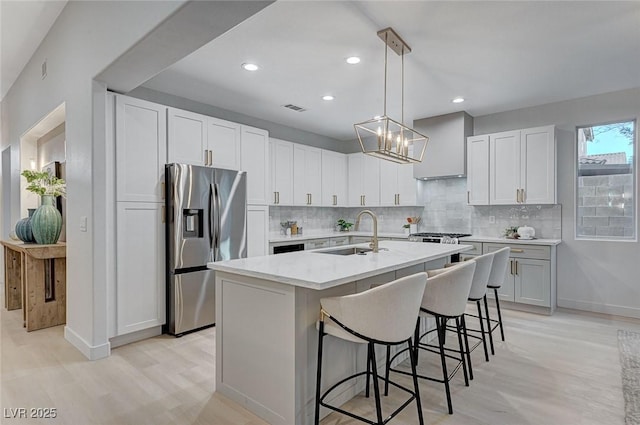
[165,163,247,336]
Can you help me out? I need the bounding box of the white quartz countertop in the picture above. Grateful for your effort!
[209,241,471,290]
[460,236,562,246]
[269,231,408,243]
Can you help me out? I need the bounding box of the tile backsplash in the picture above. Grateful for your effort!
[418,178,562,239]
[269,177,562,239]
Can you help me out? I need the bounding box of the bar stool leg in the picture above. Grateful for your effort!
[436,317,453,414]
[455,316,469,386]
[484,295,495,355]
[384,345,391,396]
[366,346,371,398]
[494,288,505,341]
[368,342,384,424]
[476,300,489,362]
[408,338,425,425]
[414,318,421,366]
[461,315,473,380]
[314,322,325,425]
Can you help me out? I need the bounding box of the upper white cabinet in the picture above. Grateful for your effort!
[116,96,167,203]
[466,135,490,205]
[167,108,241,169]
[270,138,294,205]
[348,153,380,207]
[321,150,347,206]
[519,126,556,204]
[293,144,322,206]
[490,126,556,205]
[208,117,241,170]
[241,126,269,205]
[167,108,207,166]
[380,160,417,206]
[469,125,556,205]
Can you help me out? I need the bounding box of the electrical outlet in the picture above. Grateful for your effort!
[489,215,496,224]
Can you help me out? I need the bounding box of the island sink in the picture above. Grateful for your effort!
[315,247,373,256]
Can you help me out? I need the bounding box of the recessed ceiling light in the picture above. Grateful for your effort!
[322,95,334,101]
[346,56,361,65]
[452,97,465,104]
[241,63,260,71]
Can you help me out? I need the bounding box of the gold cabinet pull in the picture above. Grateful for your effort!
[516,189,520,203]
[161,181,165,200]
[467,191,470,204]
[520,188,525,203]
[511,248,524,253]
[209,150,213,166]
[515,260,519,275]
[510,260,514,275]
[204,149,209,166]
[274,192,278,204]
[333,195,337,206]
[162,205,165,223]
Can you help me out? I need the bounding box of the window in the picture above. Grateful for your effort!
[576,120,636,240]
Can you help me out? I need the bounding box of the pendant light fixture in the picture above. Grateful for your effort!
[354,27,428,164]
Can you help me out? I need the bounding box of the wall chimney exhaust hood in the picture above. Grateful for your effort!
[412,111,473,179]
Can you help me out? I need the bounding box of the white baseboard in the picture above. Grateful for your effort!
[109,326,162,349]
[557,298,640,320]
[64,326,111,360]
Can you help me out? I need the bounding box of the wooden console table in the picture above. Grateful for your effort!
[2,240,66,331]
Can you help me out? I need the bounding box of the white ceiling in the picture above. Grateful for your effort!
[143,1,640,141]
[0,0,67,101]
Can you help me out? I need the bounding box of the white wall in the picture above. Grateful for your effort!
[474,87,640,318]
[0,1,185,359]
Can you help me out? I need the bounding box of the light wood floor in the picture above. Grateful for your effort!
[2,297,638,425]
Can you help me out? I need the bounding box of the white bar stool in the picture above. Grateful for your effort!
[484,247,511,347]
[314,273,427,425]
[386,261,476,414]
[458,251,494,377]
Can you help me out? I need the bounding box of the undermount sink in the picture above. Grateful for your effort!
[316,247,373,256]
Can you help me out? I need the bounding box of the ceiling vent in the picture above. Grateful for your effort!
[283,104,307,112]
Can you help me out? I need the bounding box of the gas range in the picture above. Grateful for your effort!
[409,232,472,244]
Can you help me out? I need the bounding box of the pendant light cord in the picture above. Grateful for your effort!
[383,31,388,117]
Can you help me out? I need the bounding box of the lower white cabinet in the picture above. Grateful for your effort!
[304,239,330,250]
[115,202,165,336]
[330,236,350,247]
[483,242,555,312]
[247,205,269,257]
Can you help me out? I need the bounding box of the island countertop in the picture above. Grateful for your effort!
[208,240,471,290]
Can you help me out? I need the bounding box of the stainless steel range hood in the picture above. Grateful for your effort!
[413,111,473,179]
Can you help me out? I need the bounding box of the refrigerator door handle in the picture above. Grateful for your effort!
[209,184,215,252]
[213,183,222,261]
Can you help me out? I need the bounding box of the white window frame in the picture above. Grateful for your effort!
[575,118,637,242]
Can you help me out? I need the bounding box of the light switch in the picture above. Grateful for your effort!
[80,216,88,232]
[489,216,495,224]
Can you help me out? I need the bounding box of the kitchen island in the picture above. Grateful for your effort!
[208,241,471,425]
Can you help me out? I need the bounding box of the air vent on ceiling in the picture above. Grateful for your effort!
[283,104,307,112]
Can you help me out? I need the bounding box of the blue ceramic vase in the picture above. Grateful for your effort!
[31,195,62,245]
[15,208,36,243]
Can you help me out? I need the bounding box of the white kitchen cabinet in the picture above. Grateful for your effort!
[116,202,165,335]
[293,144,322,206]
[489,126,556,205]
[241,126,269,205]
[167,108,207,166]
[466,135,490,205]
[519,126,556,204]
[348,153,380,207]
[483,242,555,312]
[380,160,417,206]
[329,236,350,247]
[247,205,268,257]
[208,117,241,170]
[304,238,330,250]
[167,109,241,169]
[116,96,167,203]
[321,150,347,206]
[270,138,294,205]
